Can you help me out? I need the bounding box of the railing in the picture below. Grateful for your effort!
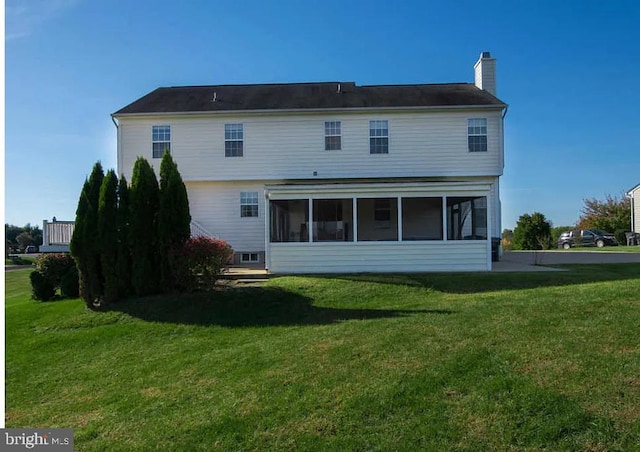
[190,220,214,238]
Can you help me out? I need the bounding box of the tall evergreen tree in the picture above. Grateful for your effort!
[116,175,132,298]
[70,162,104,308]
[129,157,160,296]
[98,170,119,303]
[158,150,191,291]
[70,179,90,303]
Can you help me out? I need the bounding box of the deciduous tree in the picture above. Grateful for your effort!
[577,194,630,233]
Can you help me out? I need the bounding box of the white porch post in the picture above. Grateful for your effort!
[397,196,403,241]
[442,197,448,241]
[264,190,270,271]
[486,194,492,270]
[308,197,313,243]
[352,197,358,242]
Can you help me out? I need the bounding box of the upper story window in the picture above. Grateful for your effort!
[152,125,171,158]
[324,121,341,150]
[225,123,244,157]
[240,191,259,217]
[369,120,389,154]
[468,118,487,152]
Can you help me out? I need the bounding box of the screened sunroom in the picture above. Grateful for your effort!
[265,181,496,273]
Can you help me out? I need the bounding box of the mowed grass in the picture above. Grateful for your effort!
[562,246,640,253]
[6,265,640,450]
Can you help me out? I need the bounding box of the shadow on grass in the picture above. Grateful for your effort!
[312,263,640,294]
[109,286,453,327]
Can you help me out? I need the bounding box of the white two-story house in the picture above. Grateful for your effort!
[113,52,507,273]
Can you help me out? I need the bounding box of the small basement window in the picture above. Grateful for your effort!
[240,253,259,263]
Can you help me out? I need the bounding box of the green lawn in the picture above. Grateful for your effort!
[6,266,640,450]
[556,246,640,253]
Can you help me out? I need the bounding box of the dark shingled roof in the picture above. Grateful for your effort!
[113,82,506,115]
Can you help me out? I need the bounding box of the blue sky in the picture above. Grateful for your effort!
[5,0,640,230]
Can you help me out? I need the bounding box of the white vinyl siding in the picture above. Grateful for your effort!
[269,241,488,273]
[117,110,503,182]
[631,186,640,233]
[185,181,266,252]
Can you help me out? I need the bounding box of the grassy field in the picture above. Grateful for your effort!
[5,266,640,450]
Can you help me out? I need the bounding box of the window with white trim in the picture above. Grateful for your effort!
[240,192,258,217]
[152,125,171,158]
[241,253,259,263]
[369,120,389,154]
[324,121,341,150]
[225,123,244,157]
[468,118,487,152]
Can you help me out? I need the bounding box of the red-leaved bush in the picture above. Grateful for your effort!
[173,236,234,291]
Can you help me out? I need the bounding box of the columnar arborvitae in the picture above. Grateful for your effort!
[70,179,90,302]
[98,170,119,304]
[70,162,104,308]
[158,150,192,291]
[129,157,160,296]
[115,175,132,298]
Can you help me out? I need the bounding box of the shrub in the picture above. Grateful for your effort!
[174,237,234,291]
[614,229,628,246]
[513,212,552,250]
[30,271,56,301]
[34,253,76,284]
[60,265,80,298]
[32,253,78,300]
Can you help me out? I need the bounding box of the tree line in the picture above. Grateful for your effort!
[5,224,42,254]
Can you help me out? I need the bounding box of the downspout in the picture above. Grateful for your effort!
[632,199,635,233]
[111,115,120,176]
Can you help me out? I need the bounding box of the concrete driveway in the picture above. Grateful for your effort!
[493,250,640,272]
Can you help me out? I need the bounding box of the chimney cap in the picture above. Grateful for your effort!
[481,51,492,59]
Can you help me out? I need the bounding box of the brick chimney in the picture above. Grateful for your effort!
[474,51,496,96]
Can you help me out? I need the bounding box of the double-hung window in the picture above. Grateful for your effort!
[468,118,487,152]
[369,120,389,154]
[225,124,244,157]
[152,125,171,158]
[240,192,259,217]
[324,121,341,150]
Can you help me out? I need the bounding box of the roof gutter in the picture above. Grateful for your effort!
[112,103,508,119]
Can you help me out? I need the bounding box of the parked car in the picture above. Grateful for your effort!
[23,245,37,254]
[557,229,618,249]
